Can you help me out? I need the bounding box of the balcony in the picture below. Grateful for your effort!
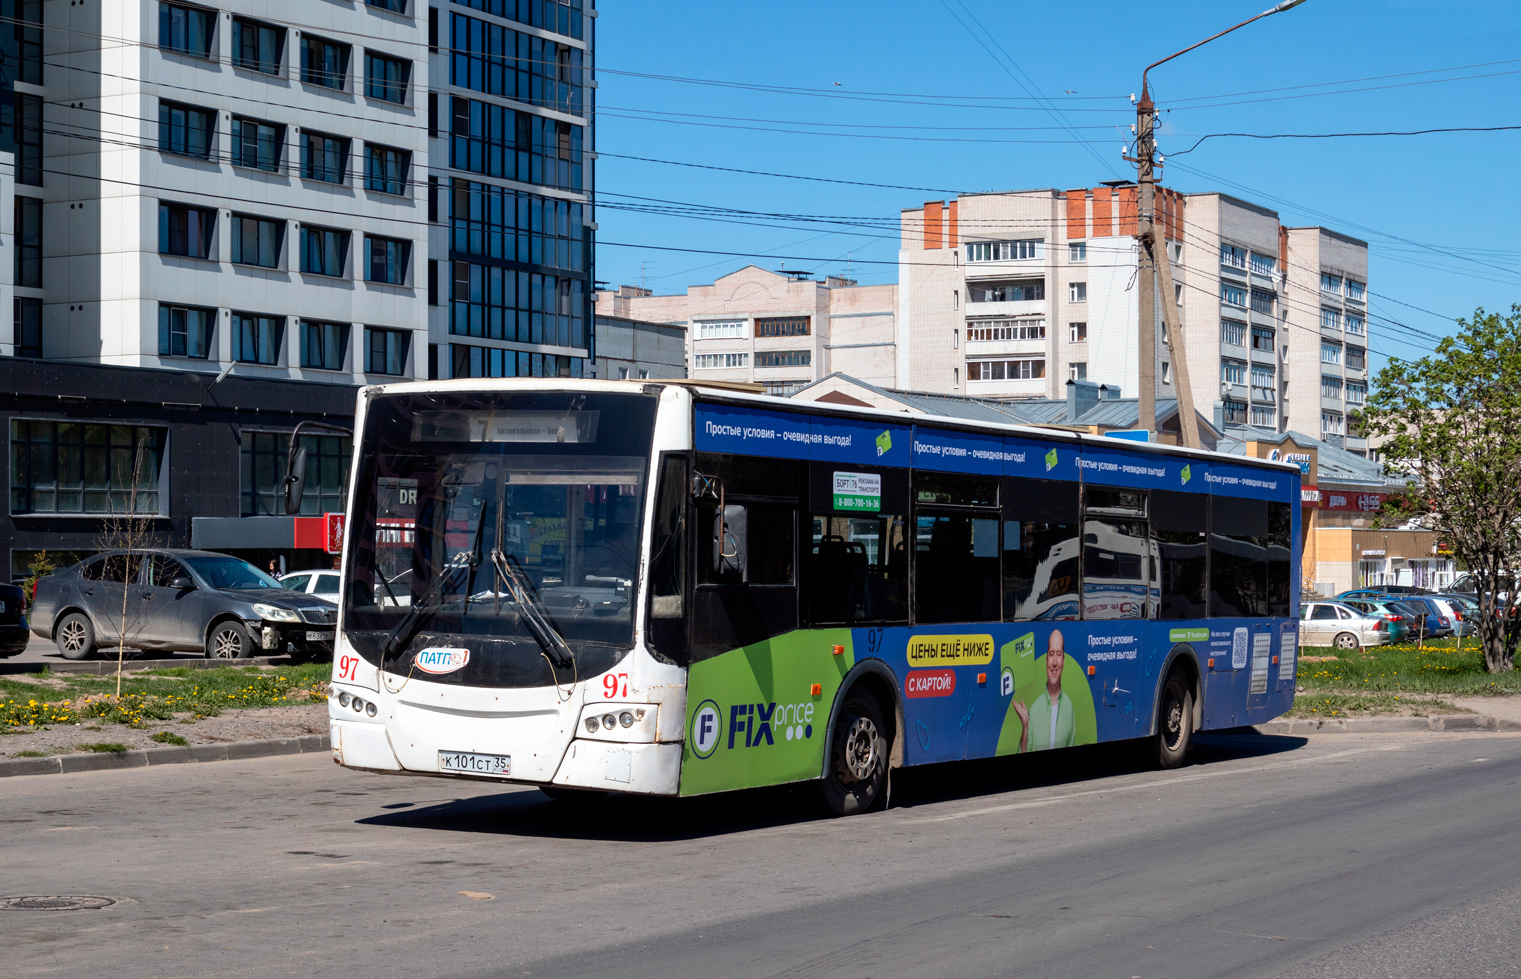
[1251,385,1276,404]
[965,299,1046,318]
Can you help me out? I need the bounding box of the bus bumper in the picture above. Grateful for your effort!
[331,718,402,771]
[553,739,681,796]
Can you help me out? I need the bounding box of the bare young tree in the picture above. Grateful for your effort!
[91,433,159,696]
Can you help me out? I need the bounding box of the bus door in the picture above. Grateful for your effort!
[1080,485,1153,741]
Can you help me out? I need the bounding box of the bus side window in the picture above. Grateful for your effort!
[1267,501,1293,617]
[1152,489,1208,620]
[1210,496,1269,617]
[647,454,689,664]
[1002,477,1080,622]
[913,472,1001,625]
[806,513,908,625]
[1082,486,1150,621]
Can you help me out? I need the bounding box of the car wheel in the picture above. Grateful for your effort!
[1334,631,1360,651]
[55,613,96,660]
[207,621,255,659]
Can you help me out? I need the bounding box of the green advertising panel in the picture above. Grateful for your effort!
[994,631,1098,756]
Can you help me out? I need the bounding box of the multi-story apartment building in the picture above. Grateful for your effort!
[432,0,595,380]
[593,268,897,396]
[897,188,1370,451]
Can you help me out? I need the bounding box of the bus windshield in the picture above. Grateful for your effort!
[344,389,659,685]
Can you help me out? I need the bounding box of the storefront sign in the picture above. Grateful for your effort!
[1323,491,1387,512]
[1361,549,1386,557]
[325,513,346,555]
[1301,487,1321,503]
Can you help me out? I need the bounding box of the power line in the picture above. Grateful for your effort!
[1173,125,1521,157]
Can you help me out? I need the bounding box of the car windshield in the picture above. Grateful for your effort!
[181,556,281,590]
[344,390,659,686]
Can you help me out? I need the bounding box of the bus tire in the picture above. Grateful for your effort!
[539,785,608,804]
[1145,671,1194,770]
[817,690,888,817]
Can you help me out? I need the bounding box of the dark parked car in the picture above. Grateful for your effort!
[0,581,29,656]
[30,549,336,660]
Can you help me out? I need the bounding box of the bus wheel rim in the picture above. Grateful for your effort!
[842,716,879,781]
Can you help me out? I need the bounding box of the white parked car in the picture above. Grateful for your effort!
[1299,601,1392,650]
[280,569,341,599]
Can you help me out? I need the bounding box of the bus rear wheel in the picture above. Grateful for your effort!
[1145,672,1194,770]
[817,691,888,817]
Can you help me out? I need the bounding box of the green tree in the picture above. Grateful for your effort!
[1364,306,1521,672]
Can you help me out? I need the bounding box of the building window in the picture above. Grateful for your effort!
[1250,326,1274,351]
[968,358,1044,380]
[1320,307,1341,330]
[1321,272,1342,294]
[754,350,811,368]
[449,11,585,116]
[13,93,41,186]
[1321,341,1342,365]
[967,280,1044,303]
[300,226,349,277]
[1250,405,1275,427]
[1250,289,1274,314]
[365,52,410,103]
[301,36,350,89]
[754,316,810,337]
[1346,313,1365,336]
[1346,381,1367,405]
[953,289,959,310]
[301,132,348,183]
[1223,400,1247,424]
[1250,365,1274,390]
[693,352,749,369]
[1322,411,1344,436]
[367,0,407,12]
[1069,321,1087,343]
[1321,376,1342,400]
[1249,252,1275,276]
[365,144,410,195]
[232,17,282,74]
[230,117,283,172]
[364,327,410,375]
[1068,282,1087,303]
[232,313,282,365]
[695,320,745,340]
[1160,361,1171,383]
[157,304,214,359]
[231,214,282,268]
[365,235,411,285]
[1346,345,1366,371]
[1069,241,1086,263]
[158,101,214,159]
[15,196,41,288]
[1347,279,1366,301]
[967,239,1043,262]
[14,297,41,357]
[451,343,582,379]
[16,0,40,85]
[762,381,806,397]
[10,420,165,515]
[1220,243,1247,269]
[1069,362,1086,381]
[450,96,584,192]
[301,320,348,370]
[968,318,1045,342]
[241,431,350,516]
[1221,360,1245,385]
[1221,284,1247,308]
[1220,320,1246,346]
[158,202,215,260]
[159,2,214,57]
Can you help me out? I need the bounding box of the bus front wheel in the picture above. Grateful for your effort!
[1145,672,1195,770]
[817,691,888,817]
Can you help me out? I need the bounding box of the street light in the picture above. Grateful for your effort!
[1131,0,1310,447]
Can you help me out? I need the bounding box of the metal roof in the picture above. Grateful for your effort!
[1216,424,1393,486]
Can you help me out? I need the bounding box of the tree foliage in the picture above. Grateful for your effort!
[1364,306,1521,672]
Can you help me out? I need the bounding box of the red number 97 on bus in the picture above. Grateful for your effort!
[603,672,629,698]
[337,654,359,682]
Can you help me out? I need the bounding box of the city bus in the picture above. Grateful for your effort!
[322,380,1301,815]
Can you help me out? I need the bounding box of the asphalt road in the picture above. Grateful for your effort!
[5,731,1521,978]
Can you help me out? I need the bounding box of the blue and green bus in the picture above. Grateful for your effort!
[328,381,1300,815]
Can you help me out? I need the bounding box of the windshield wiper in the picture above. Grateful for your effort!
[489,548,575,670]
[380,550,475,665]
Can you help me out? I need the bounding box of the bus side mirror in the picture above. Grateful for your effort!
[283,445,309,515]
[714,504,747,577]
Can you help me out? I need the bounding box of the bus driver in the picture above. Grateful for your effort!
[1013,629,1077,752]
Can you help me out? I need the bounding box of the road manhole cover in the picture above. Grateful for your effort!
[1,895,121,911]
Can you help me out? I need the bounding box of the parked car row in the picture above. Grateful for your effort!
[27,550,337,660]
[1329,588,1481,643]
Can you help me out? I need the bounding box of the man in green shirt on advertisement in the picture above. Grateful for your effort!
[1013,629,1076,752]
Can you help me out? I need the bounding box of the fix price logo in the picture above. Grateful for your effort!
[691,698,815,758]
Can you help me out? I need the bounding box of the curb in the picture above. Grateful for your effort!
[1254,714,1521,735]
[0,733,329,778]
[0,655,297,676]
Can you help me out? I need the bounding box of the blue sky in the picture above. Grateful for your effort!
[592,0,1521,371]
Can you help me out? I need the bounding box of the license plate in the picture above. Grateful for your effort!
[439,751,510,776]
[306,630,334,642]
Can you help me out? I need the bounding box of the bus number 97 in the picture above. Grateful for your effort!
[603,672,629,698]
[337,655,359,682]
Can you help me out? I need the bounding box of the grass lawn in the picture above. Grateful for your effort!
[0,663,330,729]
[1284,692,1462,718]
[1295,638,1521,697]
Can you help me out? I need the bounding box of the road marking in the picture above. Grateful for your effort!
[910,745,1407,823]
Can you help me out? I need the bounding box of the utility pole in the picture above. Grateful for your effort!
[1129,0,1310,447]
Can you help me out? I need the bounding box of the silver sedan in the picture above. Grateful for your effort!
[1299,601,1392,650]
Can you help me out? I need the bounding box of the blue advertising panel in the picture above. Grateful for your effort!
[694,402,911,467]
[1206,462,1296,502]
[1005,435,1080,482]
[1078,444,1207,494]
[910,426,1008,475]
